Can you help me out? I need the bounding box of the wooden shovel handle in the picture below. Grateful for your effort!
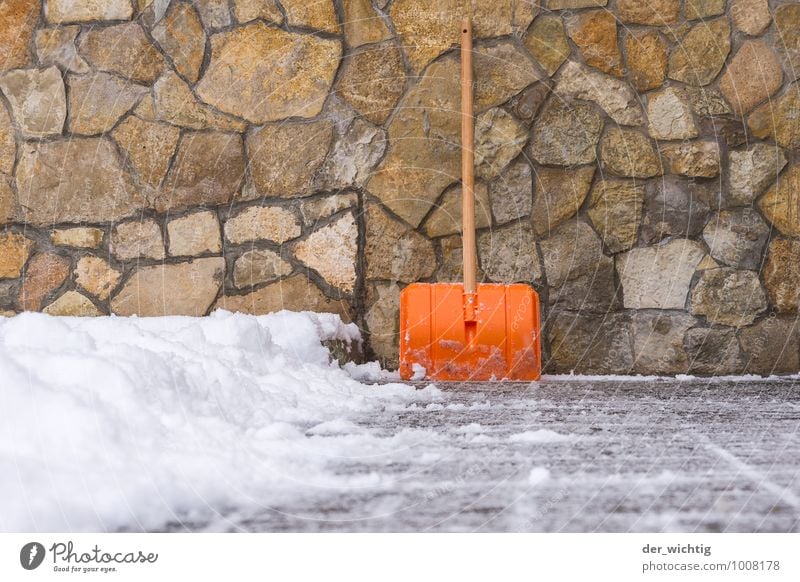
[461,17,477,295]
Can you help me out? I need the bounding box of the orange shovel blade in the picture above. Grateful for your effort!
[399,282,541,381]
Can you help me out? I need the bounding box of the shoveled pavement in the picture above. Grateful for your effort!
[179,378,800,533]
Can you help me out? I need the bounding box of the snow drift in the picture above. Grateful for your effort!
[0,311,440,532]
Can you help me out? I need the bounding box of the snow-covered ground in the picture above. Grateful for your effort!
[0,311,440,532]
[1,312,798,533]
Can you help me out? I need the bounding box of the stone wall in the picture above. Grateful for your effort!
[0,0,798,375]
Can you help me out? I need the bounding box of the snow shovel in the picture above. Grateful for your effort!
[398,17,541,382]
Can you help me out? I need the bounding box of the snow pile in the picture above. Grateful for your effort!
[0,311,440,532]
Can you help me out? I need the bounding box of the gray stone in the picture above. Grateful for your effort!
[233,249,293,288]
[365,204,436,283]
[683,326,745,375]
[423,182,491,239]
[0,66,65,139]
[300,193,358,228]
[547,312,633,375]
[763,238,800,313]
[152,71,247,131]
[35,26,89,73]
[78,22,165,83]
[631,311,698,375]
[702,209,770,270]
[647,87,697,140]
[640,176,710,244]
[728,144,788,206]
[316,119,386,190]
[540,220,617,311]
[67,71,147,135]
[437,235,484,283]
[662,140,720,178]
[478,223,542,283]
[531,166,596,238]
[555,61,645,126]
[530,99,603,166]
[740,316,800,375]
[599,128,661,179]
[617,239,706,309]
[489,160,532,226]
[690,268,767,327]
[475,108,528,181]
[365,282,401,368]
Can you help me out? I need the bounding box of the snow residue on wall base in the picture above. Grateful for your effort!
[0,311,440,532]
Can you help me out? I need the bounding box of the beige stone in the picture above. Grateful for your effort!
[647,87,698,140]
[167,212,222,257]
[600,128,661,178]
[684,0,726,20]
[759,165,800,237]
[530,99,603,165]
[18,253,70,312]
[282,0,339,31]
[343,0,391,48]
[489,160,532,226]
[731,0,771,36]
[0,101,14,174]
[546,0,607,7]
[0,232,34,279]
[75,257,121,301]
[719,41,783,115]
[292,213,357,293]
[473,43,542,113]
[618,0,680,24]
[587,179,644,253]
[111,219,165,261]
[152,2,206,83]
[0,66,66,139]
[35,26,89,74]
[662,141,721,178]
[43,291,102,317]
[300,193,359,227]
[625,30,667,92]
[0,0,40,71]
[46,0,133,23]
[437,235,485,283]
[531,166,595,238]
[555,61,644,126]
[524,15,570,77]
[617,239,706,309]
[234,0,283,24]
[668,17,730,87]
[0,176,17,223]
[112,258,225,316]
[152,71,246,132]
[747,86,800,151]
[365,204,436,283]
[763,238,800,313]
[112,115,181,190]
[686,86,732,117]
[246,120,333,199]
[79,22,165,83]
[233,249,292,288]
[776,4,800,79]
[157,132,245,213]
[475,108,528,180]
[196,22,342,124]
[224,206,301,245]
[67,72,147,135]
[16,138,143,226]
[390,0,537,73]
[690,268,767,327]
[51,228,104,249]
[566,10,623,76]
[315,118,386,191]
[215,274,350,319]
[423,183,491,238]
[336,43,406,125]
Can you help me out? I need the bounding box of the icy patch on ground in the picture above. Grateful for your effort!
[509,429,574,443]
[0,311,441,532]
